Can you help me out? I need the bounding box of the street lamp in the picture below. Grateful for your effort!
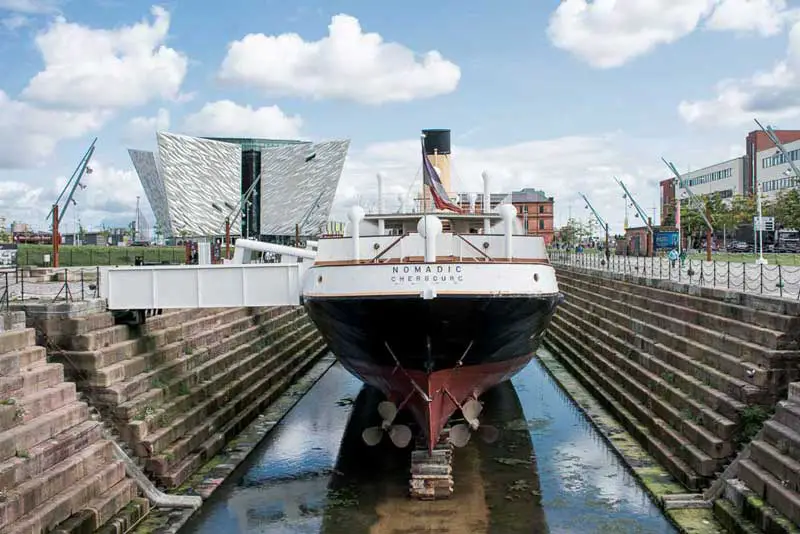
[210,202,231,261]
[755,181,768,265]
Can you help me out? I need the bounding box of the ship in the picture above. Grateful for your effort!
[294,129,562,496]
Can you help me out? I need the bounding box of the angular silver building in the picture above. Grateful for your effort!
[128,132,349,239]
[259,140,350,236]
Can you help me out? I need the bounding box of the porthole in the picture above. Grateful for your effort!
[533,273,539,282]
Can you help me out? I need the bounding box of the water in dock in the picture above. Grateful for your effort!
[180,352,676,534]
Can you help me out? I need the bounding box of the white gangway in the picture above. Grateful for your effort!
[101,240,315,310]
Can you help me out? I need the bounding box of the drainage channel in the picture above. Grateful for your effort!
[180,353,677,534]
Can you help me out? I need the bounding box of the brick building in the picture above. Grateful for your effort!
[511,188,555,244]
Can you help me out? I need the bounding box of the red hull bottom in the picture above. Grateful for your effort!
[342,354,534,452]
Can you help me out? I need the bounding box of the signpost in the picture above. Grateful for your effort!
[0,244,18,267]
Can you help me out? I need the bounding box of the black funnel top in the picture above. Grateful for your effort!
[422,129,451,155]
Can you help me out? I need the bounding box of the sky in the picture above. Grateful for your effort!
[1,0,799,236]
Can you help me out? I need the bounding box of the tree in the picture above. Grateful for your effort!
[773,189,800,229]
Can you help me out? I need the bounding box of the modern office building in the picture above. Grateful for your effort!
[128,132,349,238]
[659,157,745,225]
[755,137,800,200]
[659,127,800,225]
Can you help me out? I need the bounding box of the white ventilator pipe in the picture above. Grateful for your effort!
[482,171,491,233]
[348,206,366,261]
[377,172,386,235]
[499,204,517,258]
[417,215,443,263]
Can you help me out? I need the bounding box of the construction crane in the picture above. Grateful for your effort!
[45,138,97,267]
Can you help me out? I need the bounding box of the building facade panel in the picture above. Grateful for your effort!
[156,132,242,236]
[259,140,350,237]
[745,129,800,196]
[128,149,172,235]
[755,137,800,199]
[676,156,745,200]
[511,188,555,245]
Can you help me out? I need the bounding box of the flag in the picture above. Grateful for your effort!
[421,137,462,213]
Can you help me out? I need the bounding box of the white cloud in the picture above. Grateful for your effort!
[0,159,148,231]
[22,5,189,109]
[547,0,792,69]
[182,100,303,139]
[125,108,170,144]
[2,14,28,30]
[0,90,108,169]
[679,19,800,125]
[218,14,461,104]
[0,0,59,13]
[547,0,716,68]
[705,0,789,36]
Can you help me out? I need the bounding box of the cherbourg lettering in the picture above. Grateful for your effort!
[390,264,464,284]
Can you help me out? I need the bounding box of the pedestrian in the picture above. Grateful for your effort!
[668,248,678,268]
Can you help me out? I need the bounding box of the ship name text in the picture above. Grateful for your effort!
[390,264,463,284]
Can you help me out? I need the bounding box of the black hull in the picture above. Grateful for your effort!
[303,294,562,374]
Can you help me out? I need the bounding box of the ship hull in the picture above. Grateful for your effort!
[303,292,560,450]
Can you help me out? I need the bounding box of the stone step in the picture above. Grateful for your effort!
[11,382,78,427]
[0,420,102,493]
[122,316,313,443]
[559,288,771,398]
[0,459,125,534]
[715,477,794,534]
[141,325,319,458]
[558,297,756,412]
[0,330,35,356]
[551,314,732,465]
[558,274,797,349]
[67,324,134,352]
[0,347,46,378]
[0,401,89,463]
[156,338,326,488]
[0,439,113,528]
[543,332,703,490]
[775,401,800,431]
[145,333,324,478]
[762,419,800,465]
[83,310,266,389]
[557,267,800,334]
[738,458,800,526]
[790,382,800,404]
[555,304,739,443]
[0,363,65,399]
[559,274,793,353]
[57,313,116,337]
[52,477,139,534]
[137,307,225,335]
[750,439,800,494]
[111,308,306,415]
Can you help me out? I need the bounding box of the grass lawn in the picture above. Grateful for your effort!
[15,244,186,267]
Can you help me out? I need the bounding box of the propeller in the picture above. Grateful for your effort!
[448,399,499,447]
[361,401,413,448]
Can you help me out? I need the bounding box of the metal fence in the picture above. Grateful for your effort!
[0,267,102,310]
[548,250,800,301]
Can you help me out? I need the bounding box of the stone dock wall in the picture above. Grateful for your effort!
[543,265,800,532]
[1,300,326,533]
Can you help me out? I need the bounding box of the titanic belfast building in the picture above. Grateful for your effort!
[128,132,349,239]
